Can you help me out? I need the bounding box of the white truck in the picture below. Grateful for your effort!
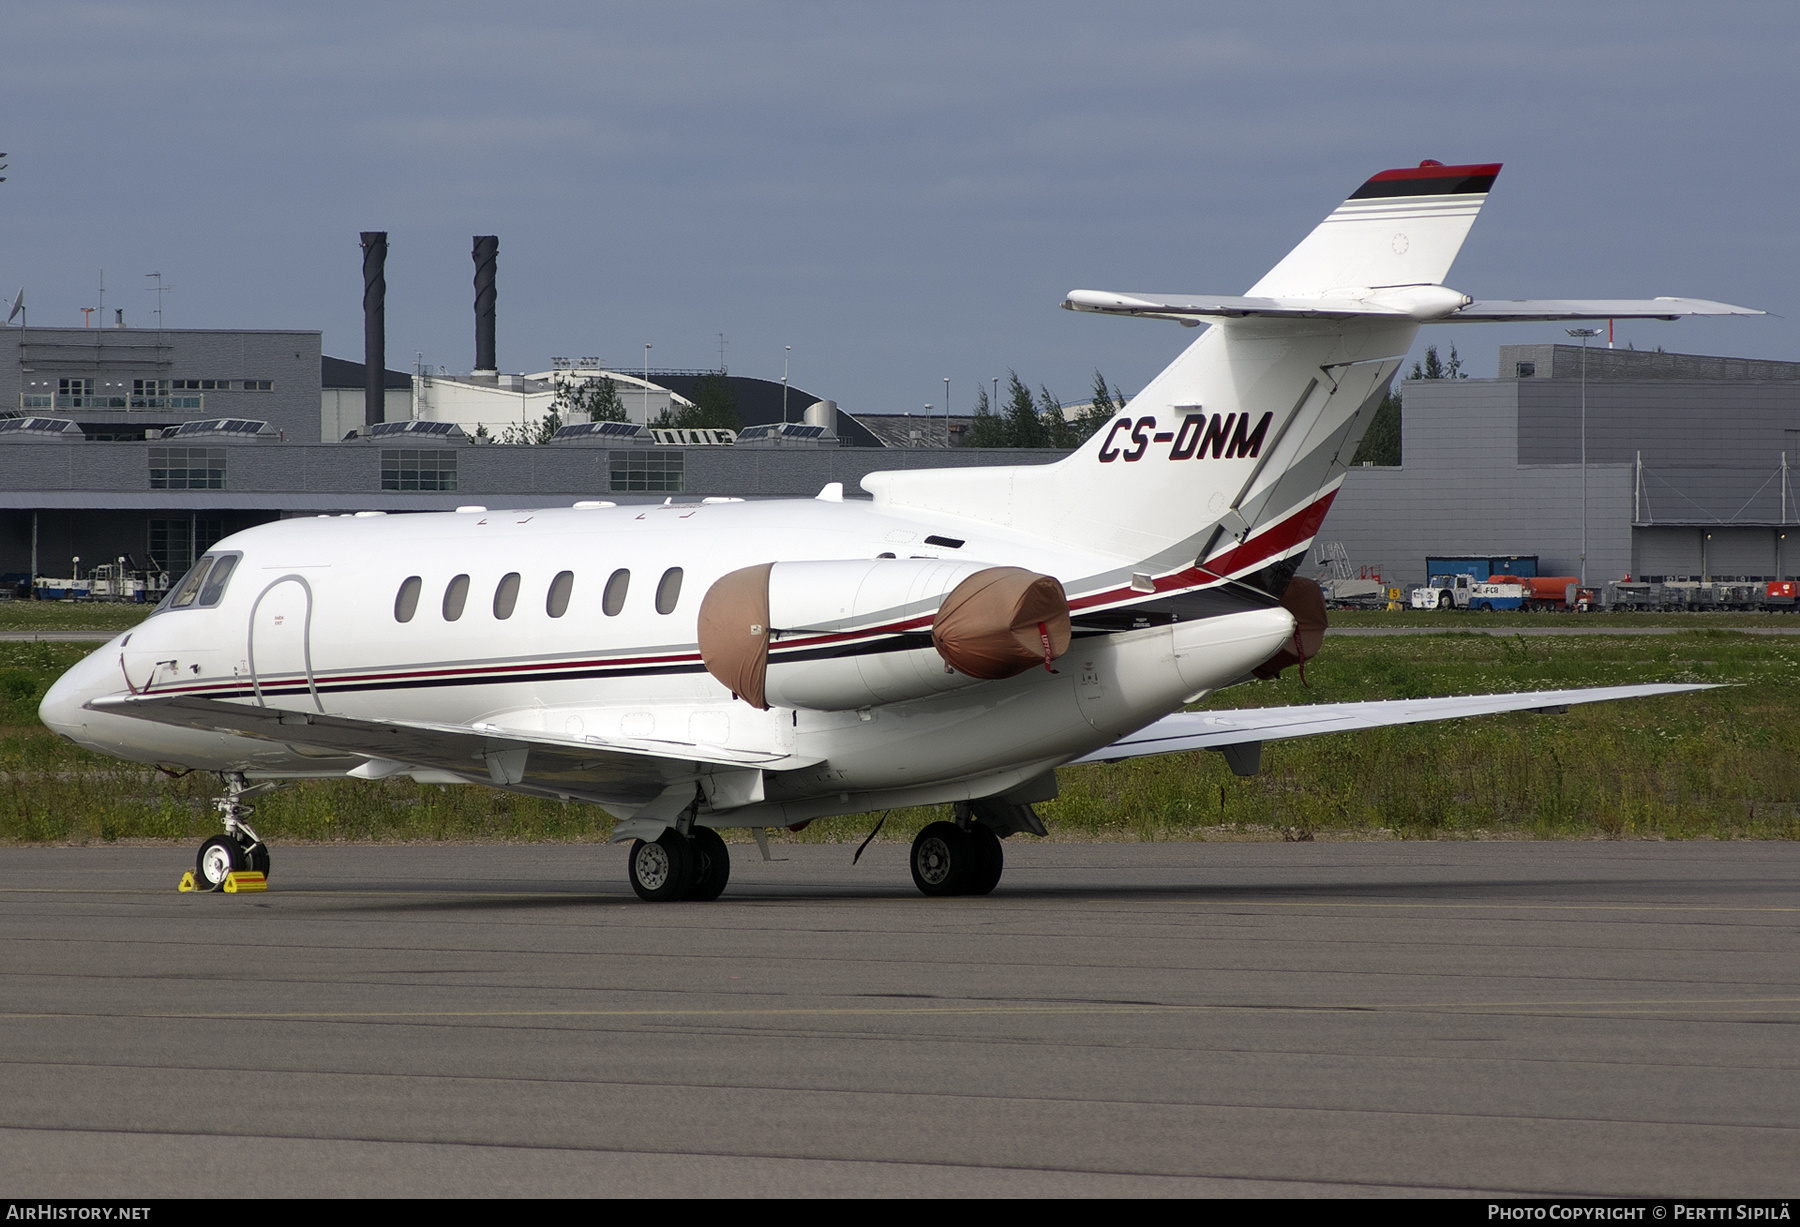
[1410,573,1525,611]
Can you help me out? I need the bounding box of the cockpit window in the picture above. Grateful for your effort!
[152,551,242,615]
[167,557,215,609]
[197,554,240,607]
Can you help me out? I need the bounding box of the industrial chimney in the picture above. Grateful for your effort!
[473,235,497,375]
[360,231,388,428]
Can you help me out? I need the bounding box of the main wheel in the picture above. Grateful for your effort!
[687,827,731,902]
[196,836,244,892]
[628,830,696,902]
[911,821,974,897]
[966,823,1004,896]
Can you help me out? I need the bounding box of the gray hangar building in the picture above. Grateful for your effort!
[1321,344,1800,590]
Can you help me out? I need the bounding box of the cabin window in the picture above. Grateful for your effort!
[546,571,574,618]
[196,553,240,607]
[442,574,470,621]
[493,572,521,619]
[394,576,423,623]
[602,568,630,616]
[655,567,683,615]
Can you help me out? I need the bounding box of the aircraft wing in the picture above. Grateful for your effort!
[1442,298,1765,322]
[1069,683,1718,772]
[88,693,820,810]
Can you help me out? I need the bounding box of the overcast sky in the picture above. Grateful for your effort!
[5,2,1797,412]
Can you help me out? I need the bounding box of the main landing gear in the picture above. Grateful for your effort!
[193,772,275,892]
[910,810,1005,897]
[628,825,731,902]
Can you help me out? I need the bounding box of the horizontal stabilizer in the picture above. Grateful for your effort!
[1064,290,1764,324]
[1442,298,1765,322]
[1069,683,1718,763]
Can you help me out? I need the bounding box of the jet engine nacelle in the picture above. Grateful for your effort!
[699,558,1071,712]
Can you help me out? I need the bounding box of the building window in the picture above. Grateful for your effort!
[132,379,172,409]
[381,449,458,491]
[241,380,273,392]
[149,447,227,490]
[608,449,683,493]
[55,378,124,410]
[148,517,225,576]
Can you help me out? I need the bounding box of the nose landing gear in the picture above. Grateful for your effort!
[193,773,279,891]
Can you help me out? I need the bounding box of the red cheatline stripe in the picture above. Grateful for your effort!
[1366,162,1501,182]
[1202,489,1339,577]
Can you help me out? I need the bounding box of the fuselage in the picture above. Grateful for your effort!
[41,493,1297,826]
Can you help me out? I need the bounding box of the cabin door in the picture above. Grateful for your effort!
[247,574,321,711]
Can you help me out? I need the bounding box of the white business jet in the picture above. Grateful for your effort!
[40,160,1754,901]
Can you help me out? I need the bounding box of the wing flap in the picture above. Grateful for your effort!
[1070,683,1718,763]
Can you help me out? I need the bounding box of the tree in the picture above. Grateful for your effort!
[1075,369,1125,441]
[679,373,743,430]
[1041,383,1080,448]
[1354,343,1464,466]
[1002,371,1047,448]
[553,372,628,425]
[1408,342,1465,381]
[963,385,1008,447]
[1350,386,1401,466]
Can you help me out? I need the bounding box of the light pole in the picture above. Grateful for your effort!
[643,344,652,426]
[1567,327,1601,585]
[922,405,931,449]
[943,377,950,446]
[782,346,791,423]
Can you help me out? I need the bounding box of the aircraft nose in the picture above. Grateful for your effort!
[39,640,122,741]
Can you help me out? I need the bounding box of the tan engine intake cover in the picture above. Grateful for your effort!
[697,562,774,710]
[931,567,1071,680]
[1251,576,1327,679]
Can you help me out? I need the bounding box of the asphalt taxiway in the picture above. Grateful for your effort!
[2,840,1795,1197]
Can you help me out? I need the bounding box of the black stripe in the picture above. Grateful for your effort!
[1348,173,1496,200]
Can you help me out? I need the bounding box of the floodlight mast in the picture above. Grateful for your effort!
[1567,327,1602,585]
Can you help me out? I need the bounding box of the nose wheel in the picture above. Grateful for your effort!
[192,772,276,892]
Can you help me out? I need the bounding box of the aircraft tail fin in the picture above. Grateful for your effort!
[863,162,1498,593]
[1248,161,1501,297]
